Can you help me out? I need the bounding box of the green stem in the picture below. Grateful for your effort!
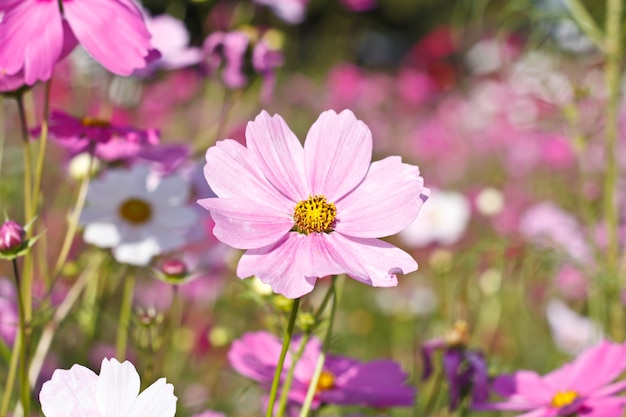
[12,260,30,417]
[266,297,301,417]
[299,277,338,417]
[603,0,623,338]
[31,80,51,222]
[563,0,605,48]
[0,334,21,417]
[276,333,311,417]
[116,272,136,361]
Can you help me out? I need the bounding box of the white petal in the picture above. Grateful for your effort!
[40,364,100,417]
[96,358,141,417]
[127,378,177,417]
[112,239,159,265]
[84,223,122,248]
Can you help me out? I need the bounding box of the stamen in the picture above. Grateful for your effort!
[551,390,578,408]
[293,195,336,235]
[81,117,111,128]
[119,198,152,224]
[316,371,335,392]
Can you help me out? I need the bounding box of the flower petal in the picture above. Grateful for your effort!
[203,139,292,211]
[0,0,64,84]
[237,233,346,298]
[304,110,372,201]
[127,378,177,417]
[198,198,293,249]
[64,0,153,75]
[40,364,99,417]
[325,233,417,287]
[562,341,626,395]
[335,156,427,238]
[245,111,308,201]
[83,222,122,248]
[96,358,141,417]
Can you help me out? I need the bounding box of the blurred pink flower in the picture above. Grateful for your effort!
[203,31,250,89]
[40,358,177,417]
[38,110,159,162]
[340,0,377,12]
[138,14,203,76]
[0,278,17,346]
[199,110,428,298]
[476,341,626,417]
[229,331,415,409]
[0,0,154,86]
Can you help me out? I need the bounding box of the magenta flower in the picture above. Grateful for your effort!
[229,331,415,409]
[0,0,154,86]
[475,341,626,417]
[38,110,159,162]
[40,358,177,417]
[0,220,25,253]
[198,110,428,298]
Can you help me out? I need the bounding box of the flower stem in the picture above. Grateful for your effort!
[116,272,136,361]
[0,333,20,417]
[12,259,30,417]
[276,333,310,417]
[265,297,301,417]
[603,0,623,339]
[299,277,338,417]
[31,80,51,227]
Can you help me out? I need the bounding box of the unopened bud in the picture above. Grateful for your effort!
[156,258,190,284]
[0,221,25,252]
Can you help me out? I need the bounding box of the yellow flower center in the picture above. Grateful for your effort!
[119,198,152,225]
[551,390,579,408]
[316,371,336,392]
[81,117,111,128]
[293,195,336,235]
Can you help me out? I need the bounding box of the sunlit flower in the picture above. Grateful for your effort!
[80,165,197,266]
[229,331,415,409]
[0,0,154,86]
[199,109,428,298]
[40,358,177,417]
[475,341,626,417]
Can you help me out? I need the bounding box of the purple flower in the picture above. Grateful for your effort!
[198,110,428,298]
[0,220,25,253]
[36,110,159,162]
[475,341,626,417]
[0,0,154,86]
[228,331,416,409]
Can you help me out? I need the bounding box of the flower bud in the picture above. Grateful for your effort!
[0,221,25,253]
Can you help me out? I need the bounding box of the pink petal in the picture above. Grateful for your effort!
[582,397,626,417]
[565,341,626,395]
[237,233,347,298]
[0,0,64,84]
[127,378,177,417]
[324,233,417,287]
[64,0,153,75]
[335,156,426,238]
[198,198,293,249]
[245,111,308,201]
[96,359,141,417]
[203,139,293,212]
[40,364,100,417]
[510,371,554,404]
[304,110,372,202]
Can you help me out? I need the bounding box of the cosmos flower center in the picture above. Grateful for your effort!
[316,370,336,391]
[81,117,111,128]
[293,195,336,235]
[551,390,579,408]
[119,198,153,225]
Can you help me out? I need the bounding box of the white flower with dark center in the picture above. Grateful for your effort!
[80,165,197,265]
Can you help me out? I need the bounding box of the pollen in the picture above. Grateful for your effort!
[293,195,336,235]
[81,117,111,128]
[119,198,153,225]
[316,371,336,391]
[551,390,578,408]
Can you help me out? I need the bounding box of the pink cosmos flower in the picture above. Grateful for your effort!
[40,358,177,417]
[252,0,309,24]
[0,0,154,86]
[229,331,416,409]
[203,31,250,89]
[198,110,428,298]
[475,341,626,417]
[37,110,159,162]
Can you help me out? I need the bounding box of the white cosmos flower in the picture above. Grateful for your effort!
[399,189,471,247]
[80,165,197,265]
[40,358,177,417]
[546,298,602,356]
